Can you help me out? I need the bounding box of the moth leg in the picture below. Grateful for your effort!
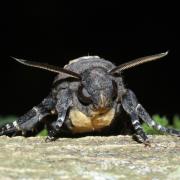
[46,89,72,142]
[136,104,180,136]
[122,89,180,137]
[121,93,150,144]
[130,112,150,145]
[0,94,56,136]
[45,121,59,142]
[121,90,149,144]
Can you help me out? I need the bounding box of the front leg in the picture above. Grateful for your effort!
[121,91,149,144]
[0,94,56,136]
[130,112,150,145]
[122,89,180,139]
[46,89,73,141]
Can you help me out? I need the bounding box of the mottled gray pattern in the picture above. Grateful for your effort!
[54,56,116,82]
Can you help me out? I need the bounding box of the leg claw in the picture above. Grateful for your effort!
[45,136,56,142]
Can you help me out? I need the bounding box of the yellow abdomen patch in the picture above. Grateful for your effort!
[69,108,115,133]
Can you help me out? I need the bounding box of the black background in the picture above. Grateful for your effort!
[0,1,179,119]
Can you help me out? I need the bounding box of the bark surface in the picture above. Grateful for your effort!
[0,135,179,179]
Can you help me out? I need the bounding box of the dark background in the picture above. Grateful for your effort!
[0,2,179,119]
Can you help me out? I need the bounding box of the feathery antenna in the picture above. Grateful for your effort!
[109,51,169,74]
[11,57,81,79]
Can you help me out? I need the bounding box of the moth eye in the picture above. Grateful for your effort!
[78,85,92,105]
[112,80,118,100]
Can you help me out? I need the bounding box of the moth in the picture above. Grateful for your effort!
[1,52,179,144]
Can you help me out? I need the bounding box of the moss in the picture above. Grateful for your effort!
[0,115,17,126]
[37,129,48,136]
[142,114,180,134]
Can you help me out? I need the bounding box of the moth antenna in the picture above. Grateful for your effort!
[109,51,169,74]
[11,57,81,80]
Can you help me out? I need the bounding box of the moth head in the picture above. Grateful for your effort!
[78,67,117,112]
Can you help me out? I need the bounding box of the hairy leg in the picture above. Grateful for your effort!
[122,89,180,139]
[130,112,150,144]
[136,104,180,136]
[46,89,73,142]
[0,94,56,136]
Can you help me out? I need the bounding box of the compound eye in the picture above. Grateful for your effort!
[78,85,92,105]
[112,80,118,100]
